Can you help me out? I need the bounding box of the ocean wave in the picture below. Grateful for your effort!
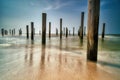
[0,44,11,47]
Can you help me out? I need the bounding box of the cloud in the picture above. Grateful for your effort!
[44,0,72,10]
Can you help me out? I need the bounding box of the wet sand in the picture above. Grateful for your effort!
[0,36,120,80]
[0,46,119,80]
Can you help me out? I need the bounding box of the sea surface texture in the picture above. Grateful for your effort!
[0,35,120,80]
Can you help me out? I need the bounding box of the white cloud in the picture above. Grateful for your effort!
[44,0,72,10]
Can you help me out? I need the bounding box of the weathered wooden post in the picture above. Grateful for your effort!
[66,27,68,38]
[20,28,22,35]
[1,29,4,36]
[102,23,105,39]
[31,22,34,40]
[80,12,84,39]
[60,18,62,39]
[73,27,75,36]
[20,28,22,36]
[84,27,86,36]
[87,0,100,61]
[14,29,15,35]
[56,28,58,36]
[4,30,7,35]
[12,30,14,36]
[26,25,29,39]
[49,22,51,38]
[42,13,47,45]
[6,30,8,35]
[19,28,22,36]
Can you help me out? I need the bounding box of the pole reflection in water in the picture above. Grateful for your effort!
[25,40,29,62]
[0,36,117,80]
[40,45,46,68]
[58,40,62,72]
[59,39,62,50]
[38,45,46,79]
[48,39,51,62]
[0,35,119,80]
[48,38,52,48]
[24,40,34,66]
[29,41,34,66]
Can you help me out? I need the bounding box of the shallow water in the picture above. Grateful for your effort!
[0,34,120,80]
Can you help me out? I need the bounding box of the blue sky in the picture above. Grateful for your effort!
[0,0,120,34]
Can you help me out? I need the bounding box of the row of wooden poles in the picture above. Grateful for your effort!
[0,28,22,36]
[0,14,105,40]
[0,0,105,62]
[0,26,75,37]
[0,16,105,40]
[0,20,105,40]
[27,15,76,44]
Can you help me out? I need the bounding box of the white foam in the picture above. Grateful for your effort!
[0,44,11,47]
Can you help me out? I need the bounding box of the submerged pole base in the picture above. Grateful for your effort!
[87,53,97,62]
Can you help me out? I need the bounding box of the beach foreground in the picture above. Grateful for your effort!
[0,36,120,80]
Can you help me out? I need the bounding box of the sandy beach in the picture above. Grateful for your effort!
[0,36,120,80]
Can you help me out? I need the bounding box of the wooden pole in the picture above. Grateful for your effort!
[49,22,51,38]
[66,27,68,38]
[87,0,100,61]
[31,22,34,40]
[19,28,22,36]
[14,29,15,35]
[80,12,84,39]
[1,29,4,36]
[26,25,29,39]
[12,29,14,36]
[84,27,86,36]
[60,18,62,39]
[102,23,105,39]
[42,13,47,45]
[56,28,58,36]
[19,29,20,36]
[73,27,75,36]
[4,30,7,35]
[20,28,22,35]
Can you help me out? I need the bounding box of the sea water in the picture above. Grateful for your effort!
[0,34,120,80]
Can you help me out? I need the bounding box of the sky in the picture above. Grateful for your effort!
[0,0,120,34]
